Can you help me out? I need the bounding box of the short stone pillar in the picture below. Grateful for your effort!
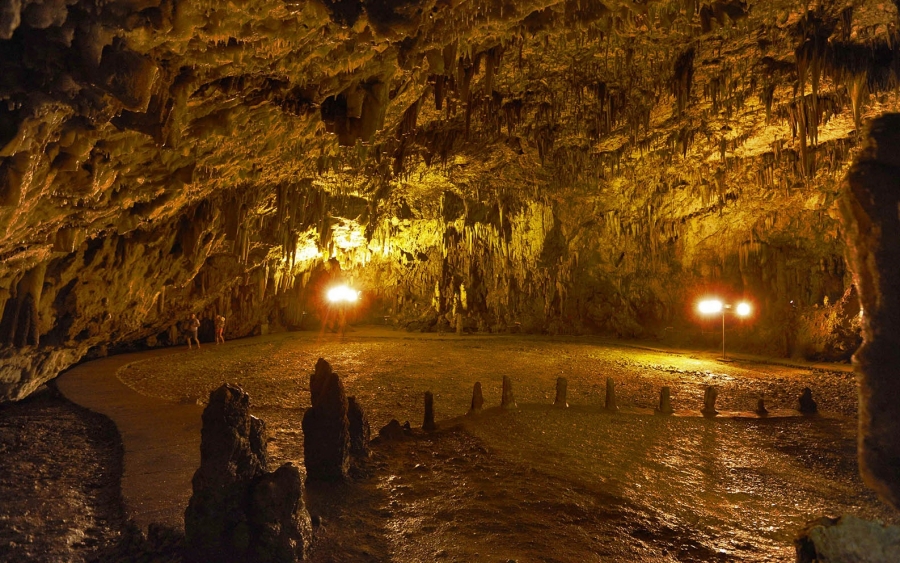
[469,382,484,414]
[701,386,718,417]
[554,377,568,408]
[423,391,437,431]
[185,384,313,563]
[501,375,517,409]
[301,358,350,481]
[347,396,370,458]
[605,378,618,411]
[755,397,768,416]
[656,386,674,415]
[839,114,900,509]
[456,312,464,335]
[799,387,818,414]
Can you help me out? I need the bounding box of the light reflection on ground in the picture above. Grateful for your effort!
[118,328,894,562]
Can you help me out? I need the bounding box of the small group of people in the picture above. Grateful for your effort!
[185,313,226,349]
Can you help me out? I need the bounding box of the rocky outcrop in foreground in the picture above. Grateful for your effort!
[185,384,312,563]
[302,358,350,481]
[841,114,900,511]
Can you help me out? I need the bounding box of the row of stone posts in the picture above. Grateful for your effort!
[420,377,820,431]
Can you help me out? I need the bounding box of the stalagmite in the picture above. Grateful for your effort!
[701,386,718,417]
[656,386,673,415]
[423,391,436,431]
[348,396,370,458]
[469,382,484,414]
[501,375,517,410]
[755,397,768,416]
[301,358,350,481]
[840,114,900,510]
[798,387,817,415]
[185,384,312,563]
[554,377,568,408]
[605,378,617,411]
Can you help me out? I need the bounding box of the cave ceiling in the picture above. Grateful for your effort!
[1,0,898,399]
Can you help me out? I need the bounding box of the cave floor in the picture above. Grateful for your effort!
[6,327,897,562]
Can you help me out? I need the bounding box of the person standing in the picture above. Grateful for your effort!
[187,313,201,349]
[215,315,226,344]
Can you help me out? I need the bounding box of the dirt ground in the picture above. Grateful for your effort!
[2,329,897,562]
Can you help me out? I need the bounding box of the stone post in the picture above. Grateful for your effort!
[301,358,350,481]
[799,387,817,414]
[605,378,617,411]
[469,382,484,414]
[656,386,673,415]
[423,391,437,431]
[501,375,517,410]
[701,386,718,417]
[554,377,568,408]
[839,113,900,509]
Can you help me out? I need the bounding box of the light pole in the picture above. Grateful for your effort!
[698,299,752,360]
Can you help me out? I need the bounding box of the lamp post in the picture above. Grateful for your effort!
[698,299,752,361]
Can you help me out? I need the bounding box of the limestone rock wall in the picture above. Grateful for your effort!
[1,0,899,399]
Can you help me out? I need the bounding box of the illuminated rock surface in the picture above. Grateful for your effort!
[0,0,895,400]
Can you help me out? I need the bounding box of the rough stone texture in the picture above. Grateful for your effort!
[185,384,312,563]
[302,358,350,481]
[799,387,818,415]
[701,386,719,416]
[422,390,436,431]
[378,418,406,441]
[796,515,900,563]
[1,0,898,401]
[347,395,370,459]
[756,397,769,416]
[605,377,617,412]
[840,113,900,510]
[469,381,484,414]
[554,376,568,408]
[501,375,517,410]
[656,386,674,415]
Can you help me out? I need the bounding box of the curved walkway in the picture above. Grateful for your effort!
[56,347,202,532]
[55,329,854,533]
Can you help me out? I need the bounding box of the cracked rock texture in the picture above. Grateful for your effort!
[2,0,900,401]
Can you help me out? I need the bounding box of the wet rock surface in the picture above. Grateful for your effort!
[185,383,312,563]
[302,358,350,482]
[5,330,896,562]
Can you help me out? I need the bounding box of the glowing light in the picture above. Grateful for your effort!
[327,285,359,303]
[736,302,752,317]
[698,299,723,314]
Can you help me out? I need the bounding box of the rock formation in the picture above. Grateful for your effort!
[553,377,568,408]
[185,384,312,563]
[501,375,516,410]
[347,395,370,459]
[422,390,436,432]
[469,381,484,414]
[701,386,719,417]
[799,387,818,415]
[1,0,896,401]
[302,358,350,482]
[656,387,674,416]
[840,114,900,510]
[604,378,617,412]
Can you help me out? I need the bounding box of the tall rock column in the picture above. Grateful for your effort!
[185,384,312,563]
[302,358,351,481]
[840,114,900,510]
